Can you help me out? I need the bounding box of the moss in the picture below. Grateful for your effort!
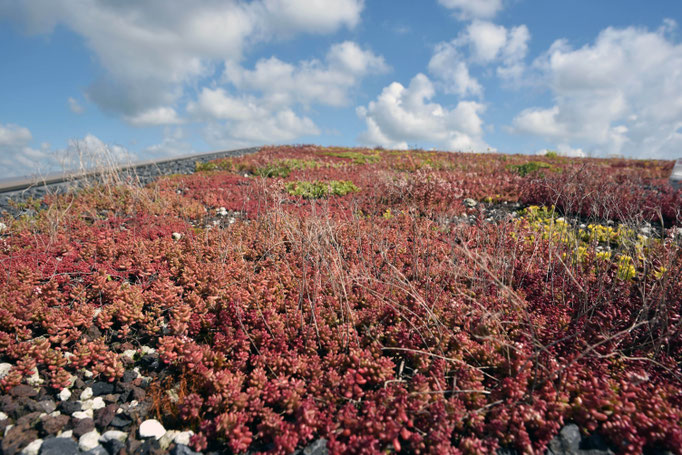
[507,161,553,177]
[285,180,360,199]
[323,150,380,165]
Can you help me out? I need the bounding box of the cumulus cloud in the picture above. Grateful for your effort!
[68,97,84,114]
[143,127,194,159]
[356,74,490,151]
[513,22,682,158]
[437,0,503,20]
[223,41,388,108]
[0,123,52,177]
[428,20,530,93]
[0,0,364,118]
[124,107,183,127]
[188,87,319,146]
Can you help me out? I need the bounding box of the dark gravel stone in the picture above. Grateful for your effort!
[37,399,57,414]
[94,404,118,429]
[110,415,133,429]
[72,417,95,438]
[548,423,581,454]
[83,445,109,455]
[141,354,160,371]
[10,384,37,398]
[102,438,126,455]
[16,410,42,428]
[39,414,71,435]
[103,394,120,404]
[84,324,103,341]
[74,378,86,389]
[92,382,115,396]
[2,423,38,455]
[137,438,163,455]
[131,386,146,401]
[39,437,80,455]
[170,444,201,455]
[580,432,614,454]
[58,400,82,415]
[122,370,138,383]
[294,438,329,455]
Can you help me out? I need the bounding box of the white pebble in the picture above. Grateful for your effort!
[174,430,194,446]
[122,350,136,360]
[139,419,166,439]
[81,397,105,411]
[20,438,42,455]
[100,430,128,444]
[27,371,43,386]
[83,369,94,379]
[0,411,7,420]
[79,429,101,452]
[72,409,94,419]
[58,430,73,438]
[0,363,12,379]
[80,387,93,400]
[58,388,71,401]
[172,232,182,240]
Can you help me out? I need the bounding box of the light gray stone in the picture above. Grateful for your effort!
[99,430,128,444]
[79,430,101,452]
[0,363,14,379]
[80,387,93,401]
[20,438,43,455]
[139,419,166,439]
[58,388,71,401]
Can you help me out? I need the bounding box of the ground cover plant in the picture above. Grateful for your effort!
[0,145,681,454]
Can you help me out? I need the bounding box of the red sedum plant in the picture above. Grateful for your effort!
[1,145,681,454]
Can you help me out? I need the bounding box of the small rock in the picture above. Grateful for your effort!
[110,415,132,429]
[57,401,81,416]
[72,418,95,438]
[72,409,94,420]
[39,414,70,435]
[58,389,71,402]
[101,438,125,455]
[39,437,79,455]
[122,370,138,383]
[172,232,182,240]
[20,439,43,455]
[27,371,44,386]
[2,424,38,455]
[159,430,178,451]
[139,419,166,439]
[294,439,328,455]
[81,388,94,401]
[171,444,200,455]
[100,430,128,444]
[11,385,38,398]
[94,404,117,429]
[121,350,136,362]
[548,424,581,454]
[83,369,94,379]
[82,397,105,411]
[463,198,477,208]
[79,429,101,452]
[91,382,114,397]
[0,363,13,379]
[37,401,56,414]
[0,411,7,420]
[57,430,73,438]
[82,445,108,455]
[173,430,194,446]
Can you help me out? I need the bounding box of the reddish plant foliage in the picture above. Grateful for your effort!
[1,146,680,454]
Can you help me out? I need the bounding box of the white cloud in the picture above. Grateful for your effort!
[223,41,388,108]
[0,124,131,178]
[357,74,490,151]
[537,144,585,158]
[429,21,530,92]
[188,88,319,146]
[143,127,194,159]
[68,97,84,114]
[428,42,482,97]
[0,123,51,178]
[437,0,503,20]
[513,22,682,158]
[124,107,183,127]
[1,0,364,117]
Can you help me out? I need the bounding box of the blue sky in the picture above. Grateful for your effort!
[1,0,681,178]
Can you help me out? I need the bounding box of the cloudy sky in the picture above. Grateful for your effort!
[1,0,681,177]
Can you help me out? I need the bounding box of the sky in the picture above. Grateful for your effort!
[1,0,681,178]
